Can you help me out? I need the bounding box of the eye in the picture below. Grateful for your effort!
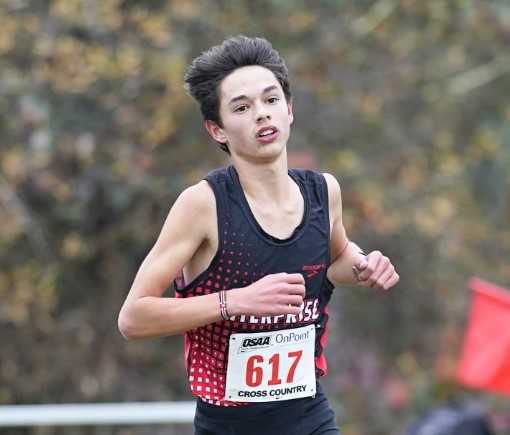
[234,104,248,113]
[267,96,280,104]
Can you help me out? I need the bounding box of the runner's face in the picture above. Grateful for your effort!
[207,65,293,161]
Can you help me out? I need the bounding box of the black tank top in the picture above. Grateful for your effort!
[175,165,334,406]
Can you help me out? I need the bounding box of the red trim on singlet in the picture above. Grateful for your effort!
[315,306,329,376]
[175,276,192,372]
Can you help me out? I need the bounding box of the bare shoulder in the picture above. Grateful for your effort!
[175,180,216,214]
[156,180,217,250]
[322,172,342,209]
[322,173,347,256]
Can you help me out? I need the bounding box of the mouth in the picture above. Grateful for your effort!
[256,126,279,143]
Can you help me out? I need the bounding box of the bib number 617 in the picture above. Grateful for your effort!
[245,350,303,387]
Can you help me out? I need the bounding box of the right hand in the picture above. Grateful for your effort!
[229,273,306,317]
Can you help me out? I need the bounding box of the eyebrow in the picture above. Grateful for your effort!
[228,85,280,105]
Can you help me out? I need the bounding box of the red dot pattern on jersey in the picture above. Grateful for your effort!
[177,223,329,406]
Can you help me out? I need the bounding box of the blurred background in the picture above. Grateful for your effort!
[1,0,510,434]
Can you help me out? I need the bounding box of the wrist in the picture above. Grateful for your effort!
[224,287,243,317]
[348,240,366,257]
[328,241,367,285]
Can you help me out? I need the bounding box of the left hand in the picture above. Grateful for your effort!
[352,251,399,290]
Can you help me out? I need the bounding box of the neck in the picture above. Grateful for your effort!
[231,151,291,204]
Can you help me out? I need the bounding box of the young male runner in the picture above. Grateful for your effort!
[118,35,399,435]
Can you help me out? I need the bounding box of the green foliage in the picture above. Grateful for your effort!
[1,1,510,434]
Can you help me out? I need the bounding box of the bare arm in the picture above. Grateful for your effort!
[324,173,363,286]
[118,181,306,339]
[324,173,399,289]
[117,181,223,338]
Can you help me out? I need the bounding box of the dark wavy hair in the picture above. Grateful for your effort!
[184,35,291,153]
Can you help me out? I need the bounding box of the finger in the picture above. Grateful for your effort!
[369,257,391,287]
[372,263,394,289]
[356,255,368,270]
[282,305,303,315]
[383,272,400,290]
[272,301,302,315]
[284,273,306,284]
[358,251,382,282]
[283,284,306,295]
[280,295,305,307]
[352,266,362,282]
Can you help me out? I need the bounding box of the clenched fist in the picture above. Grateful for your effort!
[229,273,306,317]
[352,251,399,290]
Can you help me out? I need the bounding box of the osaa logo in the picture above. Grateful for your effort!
[238,336,271,353]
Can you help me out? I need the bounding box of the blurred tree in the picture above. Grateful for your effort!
[1,1,509,434]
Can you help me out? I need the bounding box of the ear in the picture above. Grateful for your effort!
[204,120,228,144]
[287,101,294,125]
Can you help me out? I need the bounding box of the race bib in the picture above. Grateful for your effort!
[224,324,316,402]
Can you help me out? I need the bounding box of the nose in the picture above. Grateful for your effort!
[255,103,271,123]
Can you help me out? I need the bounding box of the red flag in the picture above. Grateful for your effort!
[456,277,510,396]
